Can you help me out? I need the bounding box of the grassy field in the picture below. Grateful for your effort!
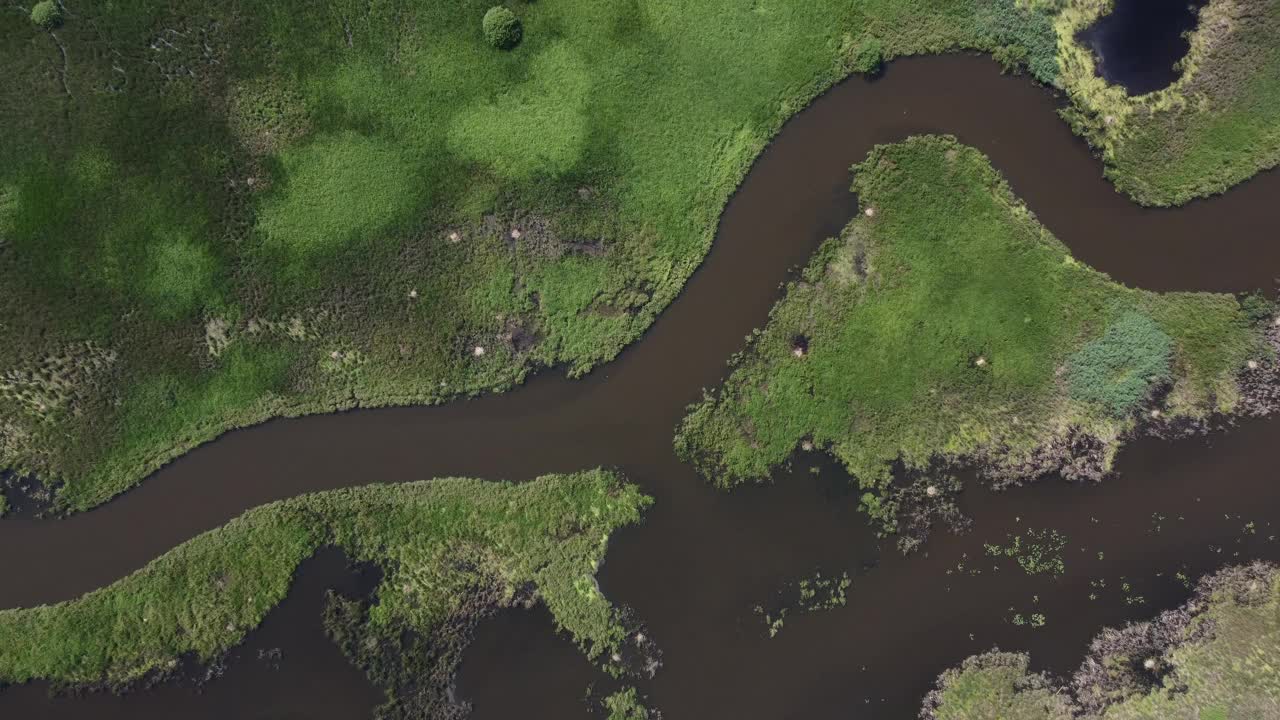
[1054,0,1280,205]
[921,563,1280,719]
[0,469,651,715]
[675,137,1273,520]
[0,0,1064,512]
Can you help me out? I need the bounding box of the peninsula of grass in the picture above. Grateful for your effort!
[921,562,1280,719]
[0,470,652,716]
[0,0,1067,512]
[675,137,1276,513]
[1055,0,1280,205]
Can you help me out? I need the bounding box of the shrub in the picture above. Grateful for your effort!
[1067,311,1173,417]
[849,37,884,75]
[482,6,521,50]
[30,1,62,30]
[992,44,1030,75]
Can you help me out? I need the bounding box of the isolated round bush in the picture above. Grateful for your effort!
[483,6,521,50]
[850,37,884,75]
[30,0,63,30]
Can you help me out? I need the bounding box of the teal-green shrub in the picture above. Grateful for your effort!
[1067,311,1173,416]
[850,37,885,75]
[482,6,521,50]
[30,0,62,30]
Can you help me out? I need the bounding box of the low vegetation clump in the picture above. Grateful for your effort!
[921,562,1280,719]
[0,470,652,716]
[984,528,1068,577]
[603,686,655,720]
[482,6,521,50]
[29,1,62,30]
[923,652,1075,720]
[1054,0,1280,205]
[675,137,1274,514]
[0,0,1065,513]
[752,569,852,638]
[849,38,885,75]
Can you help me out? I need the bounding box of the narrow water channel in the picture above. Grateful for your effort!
[1,54,1277,718]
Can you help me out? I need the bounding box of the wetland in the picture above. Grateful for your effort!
[3,2,1280,719]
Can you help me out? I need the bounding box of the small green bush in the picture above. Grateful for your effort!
[482,6,521,50]
[30,0,62,30]
[850,37,884,75]
[1067,311,1173,416]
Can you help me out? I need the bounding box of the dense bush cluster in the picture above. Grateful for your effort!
[849,38,884,75]
[1066,311,1173,417]
[482,6,521,49]
[30,0,62,30]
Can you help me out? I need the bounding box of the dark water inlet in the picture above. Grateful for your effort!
[2,54,1279,718]
[1079,0,1209,95]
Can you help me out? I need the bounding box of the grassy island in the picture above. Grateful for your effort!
[921,562,1280,719]
[675,137,1276,510]
[0,470,651,716]
[1055,0,1280,205]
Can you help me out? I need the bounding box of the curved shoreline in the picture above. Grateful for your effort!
[2,54,1280,612]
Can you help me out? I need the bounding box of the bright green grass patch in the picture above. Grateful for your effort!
[256,131,420,262]
[142,234,220,317]
[923,564,1280,720]
[1056,0,1280,205]
[675,136,1266,491]
[0,470,650,702]
[448,42,592,180]
[0,0,1070,511]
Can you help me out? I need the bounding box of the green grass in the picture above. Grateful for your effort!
[0,0,1063,512]
[675,137,1269,495]
[0,469,649,708]
[923,564,1280,720]
[1055,0,1280,206]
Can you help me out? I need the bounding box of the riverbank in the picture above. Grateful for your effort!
[0,0,1063,513]
[675,136,1277,534]
[921,561,1280,719]
[0,470,651,717]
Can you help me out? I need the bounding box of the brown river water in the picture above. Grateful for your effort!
[2,54,1278,718]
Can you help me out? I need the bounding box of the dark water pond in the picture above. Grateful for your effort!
[1,53,1278,719]
[1079,0,1209,95]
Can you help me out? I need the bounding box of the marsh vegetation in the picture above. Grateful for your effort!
[676,136,1277,531]
[0,470,650,717]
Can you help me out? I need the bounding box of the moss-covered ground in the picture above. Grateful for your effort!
[675,137,1273,512]
[922,563,1280,720]
[0,469,650,714]
[0,0,1065,512]
[1054,0,1280,205]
